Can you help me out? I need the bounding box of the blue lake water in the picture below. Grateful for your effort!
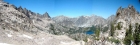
[86,30,94,35]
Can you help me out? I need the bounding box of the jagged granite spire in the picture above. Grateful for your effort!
[17,6,23,13]
[116,5,137,19]
[42,12,51,18]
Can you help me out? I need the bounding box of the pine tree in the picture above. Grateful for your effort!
[134,23,140,45]
[95,28,100,37]
[124,24,133,45]
[110,22,115,36]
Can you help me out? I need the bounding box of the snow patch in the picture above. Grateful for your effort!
[7,34,12,37]
[0,43,13,45]
[60,41,84,45]
[22,34,33,39]
[6,33,12,37]
[60,41,70,44]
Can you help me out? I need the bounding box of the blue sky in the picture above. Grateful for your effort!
[4,0,140,19]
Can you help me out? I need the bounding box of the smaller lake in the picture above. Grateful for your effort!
[86,30,94,35]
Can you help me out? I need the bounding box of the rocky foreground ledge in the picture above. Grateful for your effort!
[0,29,85,45]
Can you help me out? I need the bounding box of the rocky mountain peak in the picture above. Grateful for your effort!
[116,5,139,20]
[42,12,51,18]
[17,6,23,12]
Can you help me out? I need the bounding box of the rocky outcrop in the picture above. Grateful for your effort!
[116,5,139,21]
[109,5,140,45]
[42,12,51,18]
[0,1,36,33]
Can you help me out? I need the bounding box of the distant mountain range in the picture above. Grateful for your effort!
[52,15,108,27]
